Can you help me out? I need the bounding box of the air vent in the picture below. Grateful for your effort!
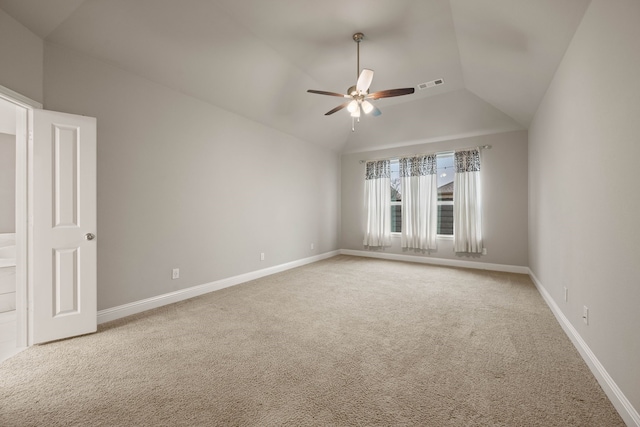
[417,78,444,90]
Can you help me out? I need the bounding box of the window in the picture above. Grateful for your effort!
[389,154,454,235]
[436,153,454,236]
[390,160,402,233]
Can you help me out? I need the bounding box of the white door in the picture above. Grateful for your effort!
[30,109,97,344]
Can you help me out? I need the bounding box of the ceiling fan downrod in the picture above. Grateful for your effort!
[353,32,364,81]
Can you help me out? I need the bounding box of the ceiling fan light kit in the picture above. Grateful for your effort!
[307,32,415,131]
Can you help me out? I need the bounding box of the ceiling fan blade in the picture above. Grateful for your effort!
[325,101,351,116]
[356,69,374,93]
[366,87,415,100]
[307,89,350,98]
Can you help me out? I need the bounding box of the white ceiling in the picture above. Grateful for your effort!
[0,0,591,152]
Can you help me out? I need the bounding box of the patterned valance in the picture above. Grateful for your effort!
[399,155,436,177]
[455,149,481,173]
[365,160,390,180]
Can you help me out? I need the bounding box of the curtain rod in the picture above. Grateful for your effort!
[358,145,491,164]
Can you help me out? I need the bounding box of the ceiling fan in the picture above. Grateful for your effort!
[307,32,415,126]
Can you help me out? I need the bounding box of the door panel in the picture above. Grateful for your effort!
[53,247,79,315]
[53,125,80,228]
[31,109,96,344]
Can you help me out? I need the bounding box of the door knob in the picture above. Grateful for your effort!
[85,233,96,241]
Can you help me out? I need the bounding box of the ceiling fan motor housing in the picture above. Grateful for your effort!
[348,85,367,96]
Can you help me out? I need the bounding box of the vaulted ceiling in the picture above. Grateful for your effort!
[0,0,591,152]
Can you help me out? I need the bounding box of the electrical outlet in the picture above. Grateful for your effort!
[481,247,487,255]
[310,243,314,250]
[260,252,265,261]
[172,268,180,280]
[564,287,568,302]
[583,306,589,325]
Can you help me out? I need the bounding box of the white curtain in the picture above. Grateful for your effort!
[363,160,391,247]
[400,155,437,250]
[453,149,483,253]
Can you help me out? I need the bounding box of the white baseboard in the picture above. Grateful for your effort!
[97,250,340,324]
[340,249,529,274]
[528,270,640,427]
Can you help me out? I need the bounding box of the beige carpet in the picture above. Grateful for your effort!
[0,255,625,426]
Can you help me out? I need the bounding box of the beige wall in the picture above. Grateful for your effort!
[341,130,528,268]
[0,8,43,103]
[44,43,340,310]
[0,133,15,233]
[529,0,640,417]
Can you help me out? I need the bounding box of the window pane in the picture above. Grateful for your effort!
[437,154,454,201]
[437,154,454,235]
[390,159,401,232]
[438,204,454,235]
[390,159,401,202]
[391,204,402,233]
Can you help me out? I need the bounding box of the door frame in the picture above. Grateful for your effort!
[0,84,42,348]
